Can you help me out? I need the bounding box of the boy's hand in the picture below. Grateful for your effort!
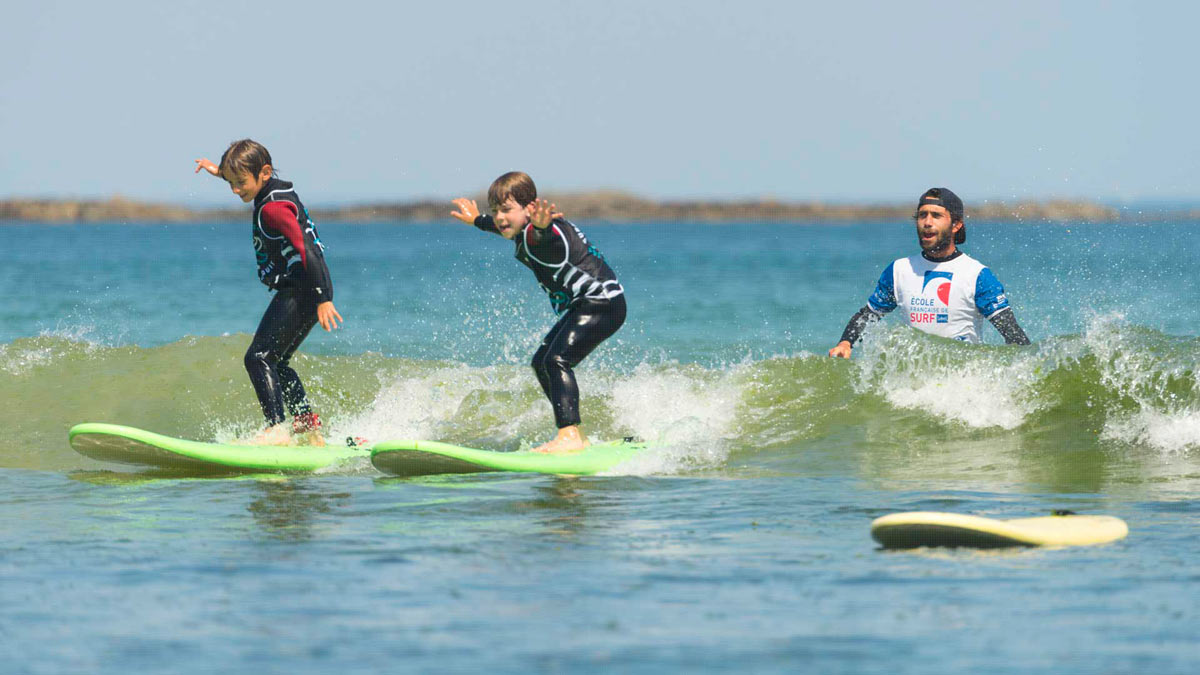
[317,301,343,331]
[528,199,562,229]
[450,198,480,225]
[194,158,220,177]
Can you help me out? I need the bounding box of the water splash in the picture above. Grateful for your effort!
[853,328,1039,429]
[4,320,1199,472]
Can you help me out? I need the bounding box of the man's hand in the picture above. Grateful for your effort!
[194,158,220,176]
[828,341,853,359]
[450,198,480,225]
[317,301,343,331]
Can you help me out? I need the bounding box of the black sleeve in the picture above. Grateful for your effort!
[473,214,500,234]
[278,235,333,303]
[989,309,1031,345]
[302,236,334,303]
[839,305,883,345]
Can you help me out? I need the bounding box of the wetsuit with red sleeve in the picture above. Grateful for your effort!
[245,177,334,428]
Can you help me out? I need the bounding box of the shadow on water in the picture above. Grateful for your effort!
[373,471,659,541]
[509,477,592,538]
[67,469,355,543]
[245,479,352,543]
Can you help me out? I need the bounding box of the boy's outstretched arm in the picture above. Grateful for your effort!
[194,158,220,177]
[450,198,480,225]
[452,198,504,234]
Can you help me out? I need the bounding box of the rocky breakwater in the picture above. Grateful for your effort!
[0,193,1134,224]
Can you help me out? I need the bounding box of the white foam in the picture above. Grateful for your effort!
[0,328,102,375]
[332,363,540,443]
[879,368,1032,429]
[324,358,745,475]
[1102,410,1200,453]
[853,329,1038,429]
[0,343,58,375]
[601,362,743,474]
[602,440,725,477]
[39,322,103,345]
[607,363,740,443]
[1083,313,1200,453]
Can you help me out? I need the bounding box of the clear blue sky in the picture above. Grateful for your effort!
[1,1,1195,204]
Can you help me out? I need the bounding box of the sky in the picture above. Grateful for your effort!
[1,0,1196,205]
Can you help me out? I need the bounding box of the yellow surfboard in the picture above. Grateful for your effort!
[871,511,1128,549]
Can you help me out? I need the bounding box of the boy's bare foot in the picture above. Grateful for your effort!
[245,423,292,446]
[531,426,590,455]
[291,412,325,447]
[296,431,327,447]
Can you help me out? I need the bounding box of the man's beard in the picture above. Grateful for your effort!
[920,229,953,254]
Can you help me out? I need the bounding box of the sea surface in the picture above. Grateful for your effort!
[2,220,1198,673]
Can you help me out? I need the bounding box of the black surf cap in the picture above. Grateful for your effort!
[918,187,965,244]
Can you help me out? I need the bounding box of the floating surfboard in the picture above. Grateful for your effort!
[870,511,1129,549]
[69,422,369,473]
[370,438,653,477]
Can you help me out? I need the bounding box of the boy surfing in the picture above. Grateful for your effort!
[451,172,625,454]
[194,139,343,445]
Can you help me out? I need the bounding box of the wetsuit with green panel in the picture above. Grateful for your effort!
[475,214,626,428]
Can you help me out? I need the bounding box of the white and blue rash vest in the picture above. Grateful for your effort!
[475,215,624,314]
[866,252,1010,343]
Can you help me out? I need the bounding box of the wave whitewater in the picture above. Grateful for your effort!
[2,313,1196,473]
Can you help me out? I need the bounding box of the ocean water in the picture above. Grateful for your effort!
[2,220,1198,673]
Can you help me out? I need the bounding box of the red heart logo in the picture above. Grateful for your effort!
[937,282,951,306]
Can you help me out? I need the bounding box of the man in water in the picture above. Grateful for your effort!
[829,187,1030,358]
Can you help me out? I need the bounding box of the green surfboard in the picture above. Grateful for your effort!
[69,423,370,473]
[370,438,653,477]
[871,511,1129,549]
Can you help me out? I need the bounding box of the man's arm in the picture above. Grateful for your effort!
[829,263,896,358]
[841,306,885,345]
[974,268,1030,345]
[989,309,1031,345]
[829,306,885,357]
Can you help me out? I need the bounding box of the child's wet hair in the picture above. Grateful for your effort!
[218,139,273,180]
[487,171,537,210]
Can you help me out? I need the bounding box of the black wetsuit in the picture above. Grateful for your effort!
[475,215,626,428]
[245,178,334,426]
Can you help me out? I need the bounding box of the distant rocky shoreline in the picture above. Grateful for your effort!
[0,193,1191,224]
